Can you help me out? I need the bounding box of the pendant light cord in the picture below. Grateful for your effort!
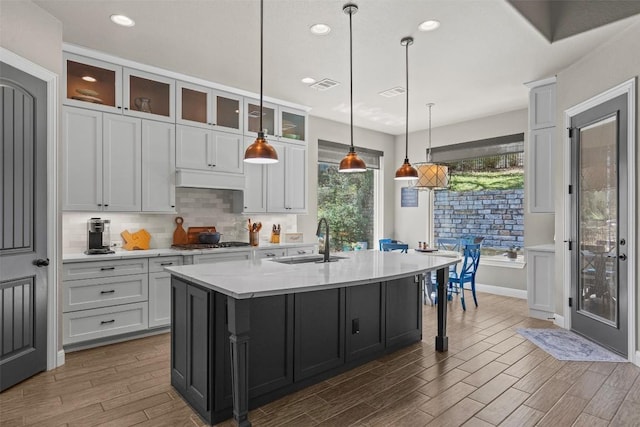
[349,7,354,153]
[404,40,409,162]
[428,104,432,162]
[259,0,264,134]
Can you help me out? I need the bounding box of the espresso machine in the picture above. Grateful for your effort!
[85,218,115,254]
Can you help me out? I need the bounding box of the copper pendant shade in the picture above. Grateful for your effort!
[244,0,278,164]
[395,36,418,180]
[414,103,449,189]
[339,3,366,173]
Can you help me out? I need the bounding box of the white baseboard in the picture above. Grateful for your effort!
[475,283,527,299]
[57,350,65,367]
[635,351,640,368]
[554,314,566,328]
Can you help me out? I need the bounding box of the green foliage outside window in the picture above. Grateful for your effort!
[317,164,374,251]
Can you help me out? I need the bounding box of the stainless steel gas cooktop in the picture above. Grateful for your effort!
[171,241,251,250]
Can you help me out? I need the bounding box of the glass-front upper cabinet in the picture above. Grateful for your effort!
[244,98,277,138]
[64,53,122,114]
[64,53,174,123]
[123,68,174,123]
[177,82,242,134]
[279,106,306,144]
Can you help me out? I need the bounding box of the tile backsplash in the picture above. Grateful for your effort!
[63,188,298,254]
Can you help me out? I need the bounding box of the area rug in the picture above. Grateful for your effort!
[517,328,627,362]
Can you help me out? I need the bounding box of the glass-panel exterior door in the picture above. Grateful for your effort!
[570,94,628,356]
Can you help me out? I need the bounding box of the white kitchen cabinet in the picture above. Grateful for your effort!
[64,53,175,123]
[176,126,244,174]
[254,248,286,260]
[526,245,555,320]
[528,128,555,213]
[526,78,556,214]
[142,120,176,212]
[242,137,268,213]
[148,256,182,328]
[244,99,307,144]
[62,107,141,212]
[267,141,307,213]
[64,106,174,213]
[529,83,556,130]
[193,251,251,264]
[176,81,243,134]
[62,258,150,345]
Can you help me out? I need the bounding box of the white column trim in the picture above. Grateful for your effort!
[563,78,637,364]
[0,48,61,369]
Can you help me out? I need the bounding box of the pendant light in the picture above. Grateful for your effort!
[395,37,418,180]
[414,103,449,189]
[244,0,278,164]
[338,3,366,173]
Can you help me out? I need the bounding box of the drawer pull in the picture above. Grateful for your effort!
[100,319,115,325]
[100,290,115,294]
[100,267,116,271]
[265,253,276,257]
[160,262,174,266]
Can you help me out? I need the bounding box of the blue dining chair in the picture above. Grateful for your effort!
[381,242,408,253]
[378,238,393,251]
[448,243,481,310]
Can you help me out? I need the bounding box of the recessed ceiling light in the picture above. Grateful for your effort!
[82,76,97,82]
[110,14,135,27]
[301,77,316,84]
[418,20,440,32]
[310,23,331,35]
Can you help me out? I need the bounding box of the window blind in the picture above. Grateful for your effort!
[318,139,383,169]
[430,133,524,163]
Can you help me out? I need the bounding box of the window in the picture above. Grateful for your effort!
[430,134,525,257]
[317,140,382,251]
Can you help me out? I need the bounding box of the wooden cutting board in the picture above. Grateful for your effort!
[172,217,188,245]
[187,226,217,244]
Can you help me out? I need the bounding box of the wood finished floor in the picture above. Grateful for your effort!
[2,293,640,427]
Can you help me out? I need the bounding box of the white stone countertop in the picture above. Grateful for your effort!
[62,242,317,262]
[165,250,460,299]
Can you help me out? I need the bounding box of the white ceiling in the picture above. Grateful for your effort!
[35,0,640,135]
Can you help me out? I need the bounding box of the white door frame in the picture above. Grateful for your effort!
[563,78,636,364]
[0,48,61,369]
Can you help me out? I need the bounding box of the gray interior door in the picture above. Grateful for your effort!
[569,93,628,356]
[0,61,48,391]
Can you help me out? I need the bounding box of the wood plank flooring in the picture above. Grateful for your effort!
[2,293,639,426]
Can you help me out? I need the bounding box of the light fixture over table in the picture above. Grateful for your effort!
[244,0,278,164]
[414,103,449,190]
[395,36,418,180]
[338,3,367,173]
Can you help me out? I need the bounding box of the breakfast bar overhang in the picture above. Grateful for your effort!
[166,250,457,426]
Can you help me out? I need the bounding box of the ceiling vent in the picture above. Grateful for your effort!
[379,86,406,98]
[309,78,340,91]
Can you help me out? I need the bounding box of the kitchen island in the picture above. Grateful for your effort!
[166,250,457,426]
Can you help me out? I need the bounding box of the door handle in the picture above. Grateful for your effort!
[33,258,50,267]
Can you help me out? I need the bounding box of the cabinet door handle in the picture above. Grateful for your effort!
[265,253,276,257]
[100,267,115,271]
[352,318,360,334]
[97,203,102,207]
[100,290,115,294]
[160,262,174,266]
[104,204,109,207]
[117,106,122,109]
[100,319,115,325]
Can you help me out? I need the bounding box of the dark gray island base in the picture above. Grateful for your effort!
[170,268,449,426]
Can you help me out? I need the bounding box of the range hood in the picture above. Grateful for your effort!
[176,170,246,191]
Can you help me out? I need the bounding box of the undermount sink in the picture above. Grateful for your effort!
[270,254,347,264]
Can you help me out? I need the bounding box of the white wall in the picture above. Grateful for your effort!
[554,17,640,349]
[298,115,397,242]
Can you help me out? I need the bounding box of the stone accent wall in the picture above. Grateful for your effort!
[434,189,524,249]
